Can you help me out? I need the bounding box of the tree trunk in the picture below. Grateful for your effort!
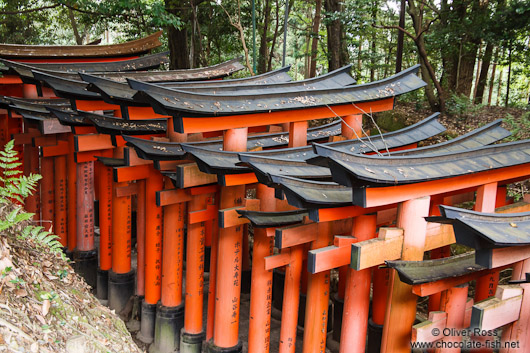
[257,0,271,73]
[505,44,512,107]
[475,42,494,104]
[472,43,482,99]
[68,8,83,45]
[420,57,438,110]
[166,0,190,69]
[324,0,342,71]
[267,0,280,71]
[487,48,499,105]
[370,0,377,81]
[496,66,503,106]
[309,0,322,78]
[395,0,405,73]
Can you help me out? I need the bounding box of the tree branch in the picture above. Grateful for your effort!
[0,4,60,15]
[372,23,416,41]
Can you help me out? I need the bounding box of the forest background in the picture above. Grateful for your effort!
[1,0,529,112]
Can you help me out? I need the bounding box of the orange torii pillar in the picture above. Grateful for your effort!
[96,162,113,303]
[206,127,248,353]
[138,165,164,344]
[73,160,98,288]
[380,196,431,353]
[302,221,333,353]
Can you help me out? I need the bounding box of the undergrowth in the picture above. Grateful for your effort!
[0,140,64,257]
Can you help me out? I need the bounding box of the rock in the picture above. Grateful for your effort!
[66,335,86,353]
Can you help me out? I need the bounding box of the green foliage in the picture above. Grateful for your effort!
[445,94,482,118]
[0,140,64,258]
[0,140,41,205]
[503,112,530,141]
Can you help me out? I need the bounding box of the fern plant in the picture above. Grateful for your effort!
[0,140,41,204]
[0,140,64,257]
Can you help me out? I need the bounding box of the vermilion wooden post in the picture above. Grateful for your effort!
[206,206,219,341]
[248,184,276,353]
[302,221,333,353]
[181,193,208,352]
[279,245,303,353]
[501,259,530,352]
[369,266,390,352]
[24,131,40,222]
[54,155,68,247]
[74,160,97,289]
[96,162,112,302]
[136,179,146,297]
[381,196,431,353]
[108,180,134,312]
[474,183,499,302]
[288,121,308,148]
[66,134,77,252]
[341,114,363,139]
[339,214,377,353]
[435,284,469,353]
[138,166,164,344]
[209,127,247,353]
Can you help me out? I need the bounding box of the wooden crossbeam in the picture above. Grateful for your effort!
[412,299,473,343]
[156,188,192,206]
[40,119,70,135]
[115,183,138,197]
[218,198,260,228]
[190,204,218,225]
[308,236,356,274]
[275,222,318,249]
[264,251,291,271]
[175,162,217,188]
[74,134,114,152]
[350,227,404,271]
[124,147,152,167]
[219,173,258,187]
[114,164,150,182]
[41,140,70,157]
[471,285,523,331]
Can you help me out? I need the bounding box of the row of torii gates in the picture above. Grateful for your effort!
[1,33,530,353]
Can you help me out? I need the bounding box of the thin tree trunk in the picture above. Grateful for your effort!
[267,0,281,71]
[475,42,494,104]
[258,0,271,73]
[309,0,322,78]
[370,0,377,81]
[505,44,512,107]
[395,0,406,73]
[496,67,503,106]
[68,8,83,45]
[488,48,500,105]
[472,43,482,100]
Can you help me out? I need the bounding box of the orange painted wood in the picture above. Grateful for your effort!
[302,222,333,353]
[435,284,469,353]
[156,188,191,206]
[264,251,291,271]
[136,179,146,296]
[66,135,77,251]
[144,168,164,304]
[189,204,218,224]
[41,140,69,157]
[124,147,152,166]
[12,131,39,145]
[206,203,219,341]
[72,126,96,135]
[213,184,246,348]
[489,246,530,269]
[472,285,523,331]
[74,134,113,152]
[279,245,303,353]
[218,200,260,228]
[341,114,362,139]
[276,223,318,249]
[40,157,55,231]
[41,118,70,134]
[340,215,377,353]
[114,164,150,182]
[75,99,120,112]
[176,162,218,188]
[364,165,530,208]
[381,197,431,353]
[181,98,394,133]
[351,228,404,271]
[309,245,350,274]
[54,155,68,247]
[0,75,23,84]
[189,184,219,195]
[288,121,308,148]
[76,161,95,251]
[97,164,112,271]
[222,172,258,186]
[412,311,447,343]
[249,184,275,353]
[161,201,185,307]
[111,181,132,274]
[184,194,207,333]
[502,260,530,352]
[115,183,138,197]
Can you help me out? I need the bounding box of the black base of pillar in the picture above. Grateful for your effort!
[180,330,205,353]
[137,300,157,344]
[149,303,185,353]
[332,293,344,342]
[108,270,135,314]
[65,249,74,261]
[205,339,242,353]
[367,317,383,353]
[96,268,109,303]
[272,269,285,311]
[73,249,97,289]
